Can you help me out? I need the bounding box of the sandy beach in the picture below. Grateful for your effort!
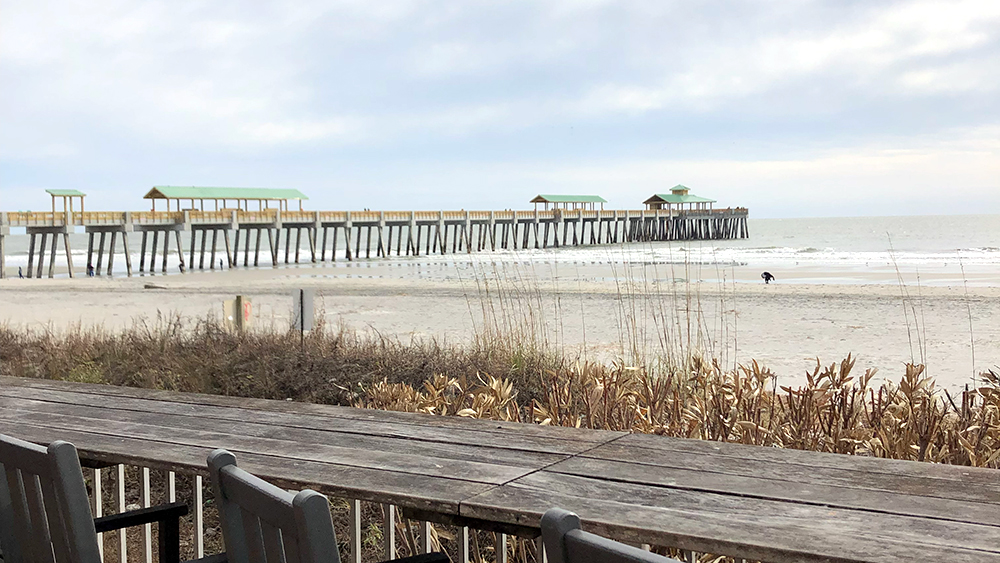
[1,261,996,392]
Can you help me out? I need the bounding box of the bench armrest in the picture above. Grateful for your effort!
[387,552,450,563]
[94,501,189,563]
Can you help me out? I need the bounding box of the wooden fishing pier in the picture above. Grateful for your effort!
[0,187,749,278]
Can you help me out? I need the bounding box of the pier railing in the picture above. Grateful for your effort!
[0,207,750,228]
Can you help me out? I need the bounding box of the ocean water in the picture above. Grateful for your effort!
[3,214,1000,285]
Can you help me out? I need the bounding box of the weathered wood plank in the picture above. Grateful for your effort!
[546,455,1000,526]
[5,422,492,514]
[461,472,1000,563]
[0,378,619,453]
[606,432,1000,485]
[0,395,569,470]
[0,407,536,486]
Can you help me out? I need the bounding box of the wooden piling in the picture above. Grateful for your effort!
[106,232,116,276]
[295,228,302,263]
[222,229,232,268]
[210,230,218,269]
[27,233,36,278]
[174,231,185,273]
[254,229,262,266]
[122,232,133,276]
[161,229,170,273]
[95,232,106,276]
[47,232,57,278]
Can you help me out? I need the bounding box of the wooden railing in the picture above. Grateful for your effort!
[0,207,749,228]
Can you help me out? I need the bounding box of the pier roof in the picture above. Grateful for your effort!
[644,193,717,204]
[530,194,607,204]
[144,186,308,201]
[45,189,86,197]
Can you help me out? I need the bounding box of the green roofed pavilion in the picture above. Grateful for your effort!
[144,186,309,212]
[45,189,87,197]
[530,194,607,211]
[644,185,716,211]
[45,189,87,214]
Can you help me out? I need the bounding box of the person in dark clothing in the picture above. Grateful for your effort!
[87,263,95,277]
[761,271,775,284]
[18,267,23,279]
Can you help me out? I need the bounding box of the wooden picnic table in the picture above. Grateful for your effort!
[1,375,998,563]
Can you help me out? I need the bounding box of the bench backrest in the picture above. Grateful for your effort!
[0,434,102,563]
[541,508,671,563]
[208,449,341,563]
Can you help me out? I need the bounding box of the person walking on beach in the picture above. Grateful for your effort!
[87,263,95,277]
[18,267,23,279]
[761,271,775,284]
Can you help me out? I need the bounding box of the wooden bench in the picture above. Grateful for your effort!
[1,375,998,563]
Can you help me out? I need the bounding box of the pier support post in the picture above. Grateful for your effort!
[138,232,147,272]
[27,233,36,278]
[210,229,218,269]
[161,229,170,273]
[378,212,387,257]
[122,232,133,276]
[35,233,47,278]
[223,229,232,268]
[63,232,74,278]
[149,231,158,274]
[408,213,416,256]
[343,213,353,261]
[175,231,186,273]
[47,232,57,278]
[295,228,302,263]
[254,229,262,266]
[489,212,496,250]
[464,212,472,253]
[312,213,320,262]
[95,232,106,276]
[106,231,116,276]
[231,228,239,267]
[437,212,446,255]
[0,232,5,279]
[244,229,251,266]
[320,227,328,262]
[533,211,540,249]
[198,229,207,269]
[189,229,197,269]
[266,228,277,266]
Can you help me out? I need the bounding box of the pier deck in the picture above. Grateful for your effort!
[0,207,748,278]
[2,376,999,562]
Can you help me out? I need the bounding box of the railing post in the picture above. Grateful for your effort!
[195,475,204,558]
[350,499,362,563]
[117,464,127,563]
[383,504,396,560]
[92,468,104,559]
[142,467,152,563]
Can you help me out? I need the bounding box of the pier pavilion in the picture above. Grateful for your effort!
[530,195,606,211]
[144,186,309,212]
[47,188,86,215]
[643,185,715,211]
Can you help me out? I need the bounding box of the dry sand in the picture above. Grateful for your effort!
[1,263,997,392]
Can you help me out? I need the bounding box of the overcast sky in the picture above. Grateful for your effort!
[1,0,998,217]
